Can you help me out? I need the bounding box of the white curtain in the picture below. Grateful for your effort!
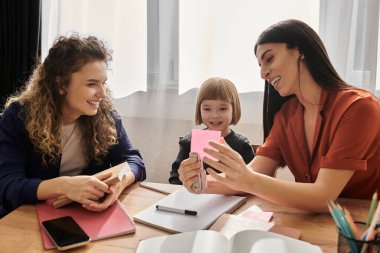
[41,1,380,183]
[319,0,379,92]
[178,0,320,94]
[378,11,380,92]
[42,0,147,98]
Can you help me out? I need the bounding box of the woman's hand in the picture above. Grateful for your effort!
[82,170,136,212]
[82,181,122,212]
[203,138,253,192]
[62,172,112,206]
[178,155,203,193]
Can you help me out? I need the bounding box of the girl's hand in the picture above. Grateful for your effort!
[178,155,203,193]
[203,138,253,192]
[62,172,112,205]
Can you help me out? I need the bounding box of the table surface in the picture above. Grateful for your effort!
[0,183,371,253]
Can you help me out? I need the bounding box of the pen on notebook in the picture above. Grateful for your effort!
[156,205,197,216]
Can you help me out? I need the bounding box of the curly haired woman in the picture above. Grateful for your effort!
[0,34,146,217]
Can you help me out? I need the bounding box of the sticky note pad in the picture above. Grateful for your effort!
[190,129,221,160]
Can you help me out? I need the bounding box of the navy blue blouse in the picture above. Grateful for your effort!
[0,103,146,217]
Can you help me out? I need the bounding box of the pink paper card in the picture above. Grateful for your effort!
[190,129,221,160]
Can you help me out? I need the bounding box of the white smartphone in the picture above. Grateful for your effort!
[42,216,90,251]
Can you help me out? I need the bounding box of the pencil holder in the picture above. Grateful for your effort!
[338,222,380,253]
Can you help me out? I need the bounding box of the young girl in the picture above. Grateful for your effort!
[169,77,254,184]
[0,35,146,217]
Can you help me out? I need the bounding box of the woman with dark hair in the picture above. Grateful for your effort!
[178,20,380,212]
[0,34,146,217]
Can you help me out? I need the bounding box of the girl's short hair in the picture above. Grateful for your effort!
[195,77,241,125]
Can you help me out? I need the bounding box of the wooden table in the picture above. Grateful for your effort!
[0,183,371,253]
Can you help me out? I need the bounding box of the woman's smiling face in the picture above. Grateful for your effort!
[256,43,301,97]
[61,60,108,125]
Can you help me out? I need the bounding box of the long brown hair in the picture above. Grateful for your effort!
[6,34,118,165]
[254,19,351,141]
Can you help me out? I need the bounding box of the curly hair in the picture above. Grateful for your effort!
[5,34,118,166]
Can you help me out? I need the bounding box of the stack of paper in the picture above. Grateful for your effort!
[133,188,247,233]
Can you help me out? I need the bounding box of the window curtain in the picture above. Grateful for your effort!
[0,0,41,108]
[40,1,380,182]
[41,0,147,98]
[319,0,379,93]
[178,0,320,94]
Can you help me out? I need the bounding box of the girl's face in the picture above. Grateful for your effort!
[200,99,233,137]
[61,60,107,125]
[256,43,301,97]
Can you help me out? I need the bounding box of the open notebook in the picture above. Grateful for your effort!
[136,230,322,253]
[37,199,135,249]
[133,187,247,233]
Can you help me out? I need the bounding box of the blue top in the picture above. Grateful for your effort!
[0,103,146,217]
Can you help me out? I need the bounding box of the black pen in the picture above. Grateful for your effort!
[156,205,197,216]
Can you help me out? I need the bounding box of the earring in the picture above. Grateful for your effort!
[300,54,304,60]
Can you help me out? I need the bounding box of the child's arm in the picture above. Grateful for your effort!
[240,140,255,164]
[248,156,279,177]
[169,136,191,185]
[169,152,187,184]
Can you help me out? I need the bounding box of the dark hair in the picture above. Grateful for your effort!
[254,19,350,141]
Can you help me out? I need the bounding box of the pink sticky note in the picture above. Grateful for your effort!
[241,210,273,223]
[190,129,221,160]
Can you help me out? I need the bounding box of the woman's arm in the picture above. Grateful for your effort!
[239,167,353,212]
[108,115,146,182]
[81,170,135,212]
[249,155,279,177]
[169,136,190,185]
[179,150,280,195]
[80,115,144,212]
[0,104,42,215]
[37,173,111,204]
[204,139,354,212]
[201,155,279,195]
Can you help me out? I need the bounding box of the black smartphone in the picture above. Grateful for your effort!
[42,216,90,250]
